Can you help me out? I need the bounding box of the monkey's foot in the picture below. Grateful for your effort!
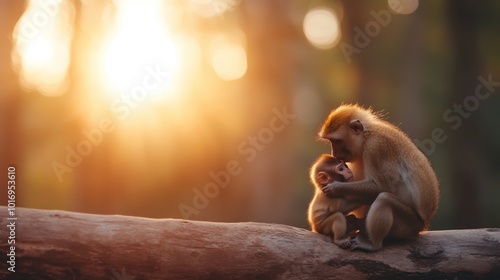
[350,236,381,252]
[333,237,352,249]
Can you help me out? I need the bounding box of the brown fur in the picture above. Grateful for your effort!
[307,154,365,248]
[319,104,439,251]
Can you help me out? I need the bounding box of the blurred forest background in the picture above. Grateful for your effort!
[1,0,499,231]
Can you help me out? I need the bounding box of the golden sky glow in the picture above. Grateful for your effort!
[188,0,240,18]
[99,0,179,98]
[12,0,74,97]
[12,0,248,100]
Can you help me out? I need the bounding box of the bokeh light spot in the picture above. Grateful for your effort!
[388,0,419,15]
[303,8,341,49]
[210,32,247,81]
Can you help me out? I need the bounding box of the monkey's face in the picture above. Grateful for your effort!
[323,120,365,162]
[330,139,352,162]
[315,162,353,186]
[334,161,353,182]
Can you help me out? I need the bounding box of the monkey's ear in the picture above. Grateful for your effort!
[317,172,330,185]
[349,120,364,135]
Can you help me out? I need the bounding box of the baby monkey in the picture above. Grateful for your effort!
[308,154,365,248]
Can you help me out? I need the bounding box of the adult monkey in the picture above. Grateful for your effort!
[320,104,439,251]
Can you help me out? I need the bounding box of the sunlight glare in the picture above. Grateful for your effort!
[23,36,52,66]
[100,0,179,98]
[303,8,341,49]
[12,0,74,97]
[189,0,241,18]
[175,35,202,73]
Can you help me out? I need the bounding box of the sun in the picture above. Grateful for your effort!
[99,0,179,98]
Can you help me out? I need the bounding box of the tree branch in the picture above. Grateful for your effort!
[1,207,499,279]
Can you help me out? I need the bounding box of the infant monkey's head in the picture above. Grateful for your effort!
[310,154,353,187]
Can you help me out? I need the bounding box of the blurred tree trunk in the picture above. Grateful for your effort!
[0,1,25,205]
[447,0,484,228]
[395,5,426,136]
[342,1,426,135]
[229,0,297,224]
[341,0,373,105]
[67,0,123,214]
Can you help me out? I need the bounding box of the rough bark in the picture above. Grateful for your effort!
[1,206,499,280]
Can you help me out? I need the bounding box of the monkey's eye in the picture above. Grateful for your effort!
[339,167,344,171]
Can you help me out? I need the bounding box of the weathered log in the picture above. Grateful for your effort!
[1,206,499,279]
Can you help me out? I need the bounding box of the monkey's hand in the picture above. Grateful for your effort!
[322,181,344,198]
[323,180,381,203]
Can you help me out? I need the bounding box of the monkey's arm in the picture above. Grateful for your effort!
[322,180,380,203]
